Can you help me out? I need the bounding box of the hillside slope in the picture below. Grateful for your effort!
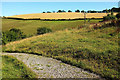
[3,24,119,79]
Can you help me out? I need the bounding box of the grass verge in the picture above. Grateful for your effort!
[2,55,37,79]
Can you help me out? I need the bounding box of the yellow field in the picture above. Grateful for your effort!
[6,12,117,19]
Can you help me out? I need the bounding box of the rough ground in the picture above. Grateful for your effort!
[2,53,101,78]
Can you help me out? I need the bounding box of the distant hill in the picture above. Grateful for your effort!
[6,12,117,20]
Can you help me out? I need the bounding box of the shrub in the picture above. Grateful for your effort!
[116,13,120,19]
[110,15,116,20]
[37,27,52,35]
[2,28,26,45]
[103,15,111,21]
[103,13,116,21]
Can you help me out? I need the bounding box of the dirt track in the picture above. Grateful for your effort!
[2,53,102,78]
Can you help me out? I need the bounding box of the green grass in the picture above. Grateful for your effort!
[2,55,37,79]
[3,25,119,80]
[2,19,101,36]
[0,55,2,80]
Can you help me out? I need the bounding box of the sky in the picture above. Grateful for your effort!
[1,0,120,2]
[2,2,119,16]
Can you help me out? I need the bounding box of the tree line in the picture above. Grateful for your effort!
[42,7,120,13]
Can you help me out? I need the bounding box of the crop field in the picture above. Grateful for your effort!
[2,18,101,36]
[6,13,117,19]
[3,24,119,79]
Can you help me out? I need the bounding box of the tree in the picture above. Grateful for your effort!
[111,10,114,16]
[97,11,102,13]
[111,7,120,12]
[47,11,51,13]
[81,10,85,13]
[62,10,66,12]
[75,9,80,12]
[108,9,111,12]
[90,10,97,13]
[102,10,107,13]
[57,10,62,13]
[87,10,91,13]
[106,9,109,13]
[68,10,72,12]
[53,11,55,13]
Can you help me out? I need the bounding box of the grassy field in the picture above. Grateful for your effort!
[0,55,1,80]
[3,24,119,80]
[6,12,117,19]
[2,55,37,79]
[2,19,101,36]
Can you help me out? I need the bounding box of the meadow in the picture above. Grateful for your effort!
[2,55,37,79]
[3,21,119,80]
[2,18,101,36]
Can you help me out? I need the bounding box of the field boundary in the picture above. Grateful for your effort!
[3,17,102,21]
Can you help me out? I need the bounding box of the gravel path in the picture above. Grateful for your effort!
[2,53,101,78]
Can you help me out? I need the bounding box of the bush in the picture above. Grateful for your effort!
[103,13,116,21]
[116,13,120,19]
[103,16,111,21]
[2,28,26,45]
[37,27,52,35]
[110,15,116,20]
